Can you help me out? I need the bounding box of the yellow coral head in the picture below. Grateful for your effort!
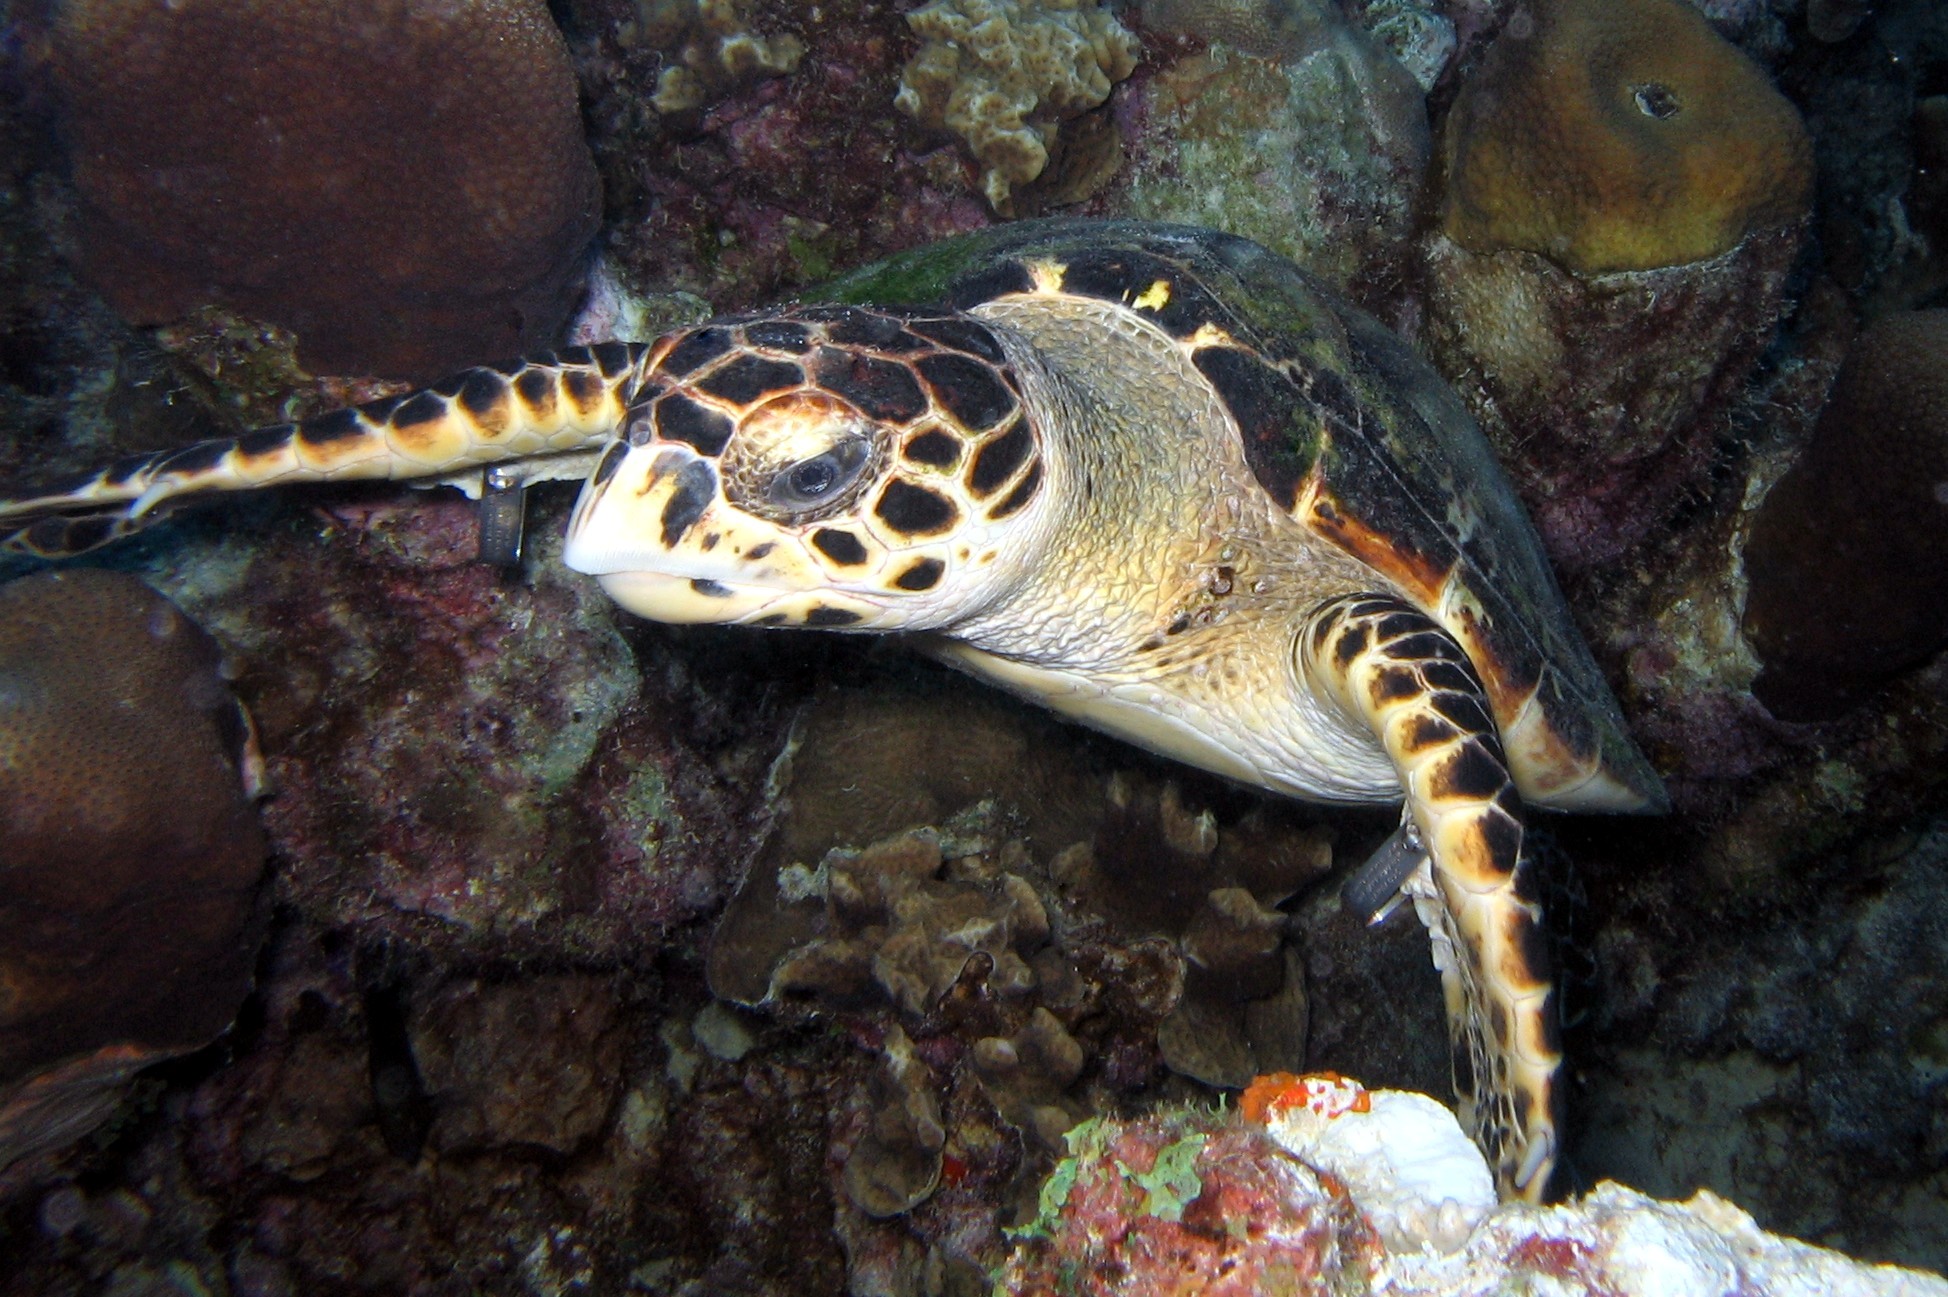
[1439,0,1813,274]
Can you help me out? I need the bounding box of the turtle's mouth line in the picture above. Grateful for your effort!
[585,566,885,627]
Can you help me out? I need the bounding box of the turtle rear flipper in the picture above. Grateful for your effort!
[0,345,653,558]
[1300,592,1560,1201]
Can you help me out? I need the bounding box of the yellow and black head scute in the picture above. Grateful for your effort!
[619,306,1031,554]
[563,301,1048,631]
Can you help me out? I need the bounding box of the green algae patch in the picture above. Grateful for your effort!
[1008,1114,1209,1244]
[1127,1132,1206,1223]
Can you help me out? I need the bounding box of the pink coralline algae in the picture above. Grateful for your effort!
[146,495,789,965]
[577,0,996,309]
[997,1109,1382,1295]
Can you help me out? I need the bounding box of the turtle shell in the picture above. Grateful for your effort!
[820,219,1663,814]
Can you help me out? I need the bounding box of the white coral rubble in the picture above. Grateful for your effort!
[1266,1080,1494,1253]
[1262,1077,1948,1295]
[895,0,1139,213]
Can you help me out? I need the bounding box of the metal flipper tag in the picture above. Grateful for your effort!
[476,465,529,566]
[1344,814,1427,925]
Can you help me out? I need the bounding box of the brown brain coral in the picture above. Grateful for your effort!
[0,569,266,1170]
[52,0,602,382]
[1439,0,1812,275]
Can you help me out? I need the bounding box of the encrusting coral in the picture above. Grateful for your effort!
[1437,0,1813,275]
[624,0,805,114]
[896,0,1140,214]
[1118,0,1431,297]
[1742,310,1948,719]
[51,0,601,382]
[0,569,266,1175]
[702,675,1332,1229]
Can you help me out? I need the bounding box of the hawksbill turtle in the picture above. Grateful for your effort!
[0,220,1665,1200]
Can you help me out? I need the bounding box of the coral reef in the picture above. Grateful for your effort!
[1250,1073,1494,1253]
[5,0,1948,1284]
[407,974,625,1156]
[210,498,787,962]
[1136,0,1341,60]
[1421,0,1813,567]
[1579,815,1948,1265]
[1420,227,1805,568]
[762,824,1054,1018]
[1742,309,1948,719]
[841,1025,947,1217]
[1003,1095,1948,1293]
[51,0,601,381]
[708,679,1331,1096]
[1789,2,1948,309]
[695,673,1348,1274]
[1358,0,1458,91]
[570,0,992,310]
[0,569,265,1176]
[1119,0,1431,300]
[895,0,1140,214]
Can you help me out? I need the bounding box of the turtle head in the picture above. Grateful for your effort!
[563,307,1051,631]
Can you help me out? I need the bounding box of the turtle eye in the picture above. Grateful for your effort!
[767,439,870,514]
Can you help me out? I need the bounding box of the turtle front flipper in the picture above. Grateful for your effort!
[1298,592,1559,1202]
[0,344,654,558]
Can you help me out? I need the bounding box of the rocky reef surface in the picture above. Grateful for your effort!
[0,0,1945,1292]
[998,1082,1948,1295]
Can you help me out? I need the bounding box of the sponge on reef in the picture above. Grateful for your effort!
[52,0,601,381]
[1439,0,1812,274]
[896,0,1140,214]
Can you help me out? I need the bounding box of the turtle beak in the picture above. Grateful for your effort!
[563,441,715,572]
[562,441,744,622]
[566,439,876,627]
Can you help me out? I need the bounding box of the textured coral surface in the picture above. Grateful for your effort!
[1420,0,1815,569]
[0,569,265,1173]
[52,0,601,381]
[896,0,1140,213]
[997,1109,1380,1295]
[1439,0,1812,274]
[1116,7,1430,301]
[1421,225,1804,568]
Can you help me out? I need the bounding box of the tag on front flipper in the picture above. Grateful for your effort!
[1343,816,1427,924]
[476,467,530,566]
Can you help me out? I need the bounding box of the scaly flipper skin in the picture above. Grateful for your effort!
[1298,592,1559,1201]
[0,343,654,557]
